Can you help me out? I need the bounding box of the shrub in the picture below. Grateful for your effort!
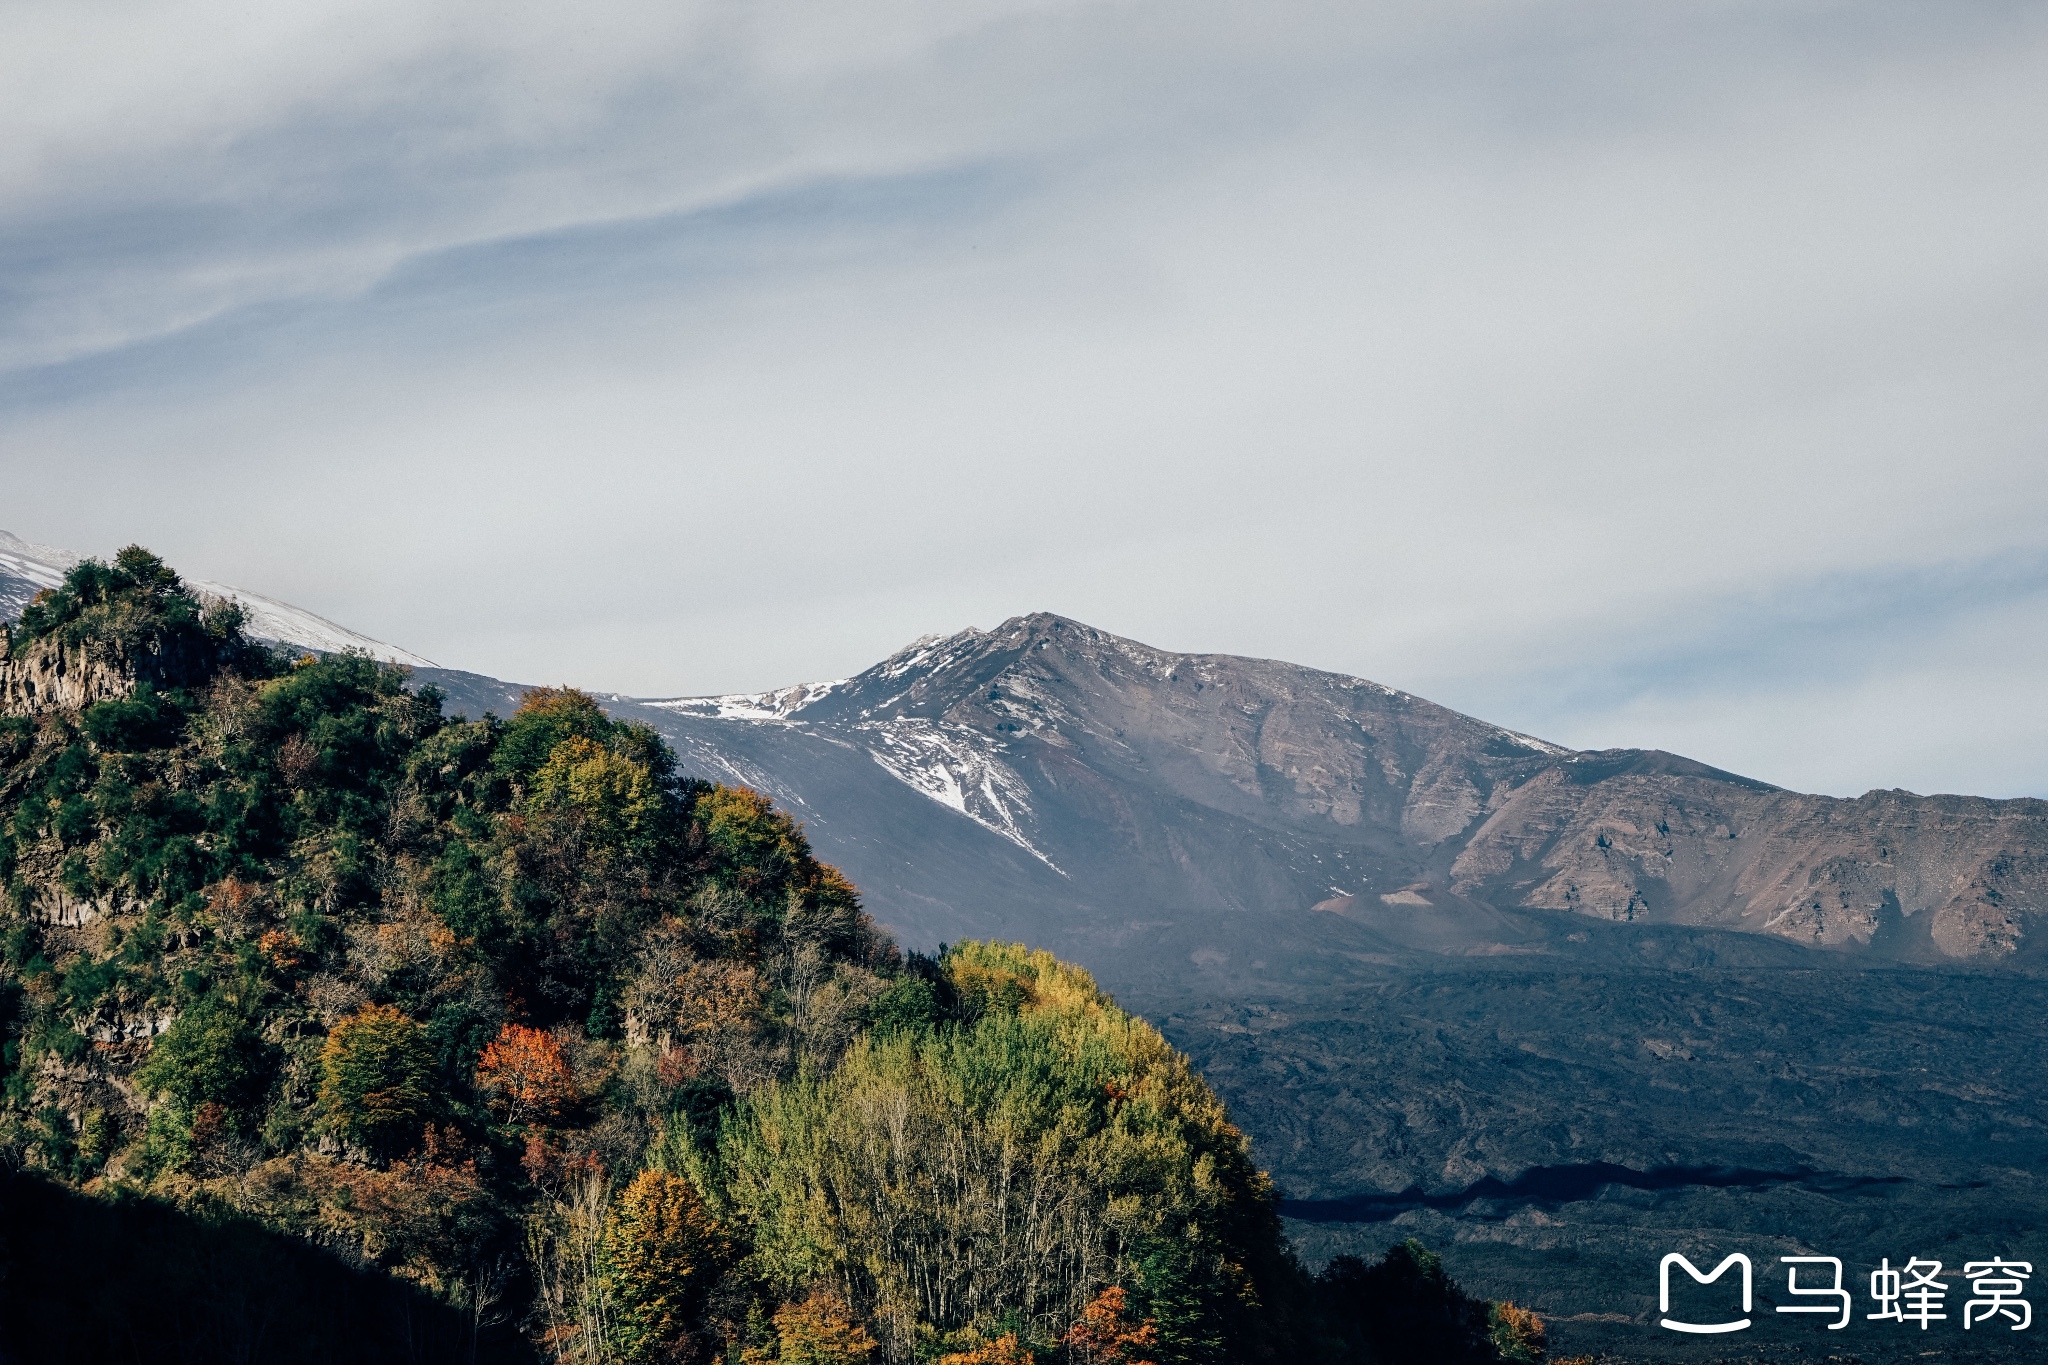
[82,685,179,753]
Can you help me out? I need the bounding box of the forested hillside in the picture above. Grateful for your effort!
[0,550,1540,1365]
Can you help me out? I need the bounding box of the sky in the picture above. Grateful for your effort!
[2,0,2045,800]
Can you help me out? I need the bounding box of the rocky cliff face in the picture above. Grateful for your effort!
[0,631,174,716]
[1450,768,2044,958]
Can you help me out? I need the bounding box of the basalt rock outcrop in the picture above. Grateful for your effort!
[0,629,214,716]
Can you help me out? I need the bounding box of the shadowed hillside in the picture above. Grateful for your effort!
[0,1170,531,1364]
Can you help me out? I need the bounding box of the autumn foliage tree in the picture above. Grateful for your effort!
[1061,1287,1158,1365]
[770,1289,879,1365]
[933,1335,1033,1365]
[1488,1301,1546,1363]
[602,1169,732,1363]
[474,1023,576,1125]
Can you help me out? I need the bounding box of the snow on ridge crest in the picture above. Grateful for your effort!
[189,580,437,668]
[644,679,847,722]
[1499,728,1571,756]
[640,624,1006,726]
[0,531,80,571]
[873,626,990,682]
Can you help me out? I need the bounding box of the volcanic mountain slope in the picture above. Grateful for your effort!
[439,612,2046,972]
[14,528,2041,967]
[17,530,2036,968]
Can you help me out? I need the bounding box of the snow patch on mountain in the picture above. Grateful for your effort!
[0,538,68,620]
[856,719,1062,872]
[872,628,989,684]
[188,580,436,667]
[664,736,815,810]
[646,679,846,722]
[1500,729,1571,756]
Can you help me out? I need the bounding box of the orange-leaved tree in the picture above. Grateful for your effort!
[934,1333,1033,1365]
[771,1288,878,1365]
[1061,1286,1159,1365]
[475,1023,576,1124]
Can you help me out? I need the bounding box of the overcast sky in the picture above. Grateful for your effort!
[3,0,2045,799]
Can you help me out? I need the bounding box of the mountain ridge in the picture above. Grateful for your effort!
[0,531,433,667]
[4,538,2041,964]
[617,610,2045,967]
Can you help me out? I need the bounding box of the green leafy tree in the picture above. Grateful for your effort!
[134,996,275,1131]
[530,736,663,850]
[317,1003,434,1154]
[491,686,614,784]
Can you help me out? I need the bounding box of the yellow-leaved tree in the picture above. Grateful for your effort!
[602,1168,732,1362]
[695,942,1291,1362]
